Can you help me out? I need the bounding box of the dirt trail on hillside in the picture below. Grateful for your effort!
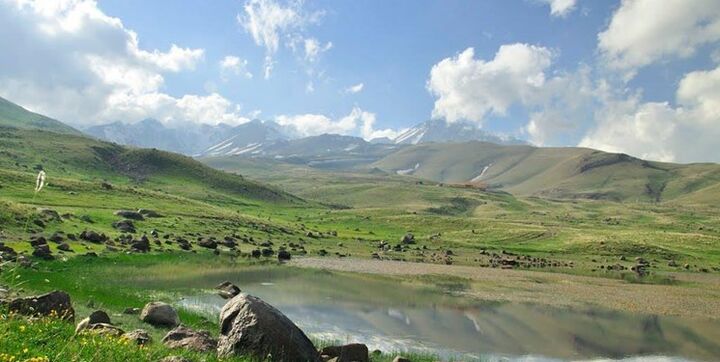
[289,257,720,319]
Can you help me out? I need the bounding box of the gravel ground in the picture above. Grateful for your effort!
[289,257,720,319]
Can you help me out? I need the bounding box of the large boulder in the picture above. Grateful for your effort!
[114,210,145,220]
[140,302,180,328]
[9,290,75,321]
[162,325,217,352]
[217,294,320,361]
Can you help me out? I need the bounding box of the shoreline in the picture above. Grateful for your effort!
[289,256,720,320]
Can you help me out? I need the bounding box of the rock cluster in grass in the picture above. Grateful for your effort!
[5,288,413,362]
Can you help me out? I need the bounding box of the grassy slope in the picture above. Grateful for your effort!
[0,97,81,136]
[372,141,720,203]
[204,156,720,273]
[0,127,298,205]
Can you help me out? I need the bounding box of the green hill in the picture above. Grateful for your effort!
[0,96,82,135]
[0,97,297,204]
[372,142,720,203]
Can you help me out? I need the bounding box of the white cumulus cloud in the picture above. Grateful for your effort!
[427,44,554,125]
[238,0,325,78]
[220,55,253,80]
[275,107,401,140]
[598,0,720,78]
[538,0,577,18]
[344,83,364,94]
[0,0,249,127]
[580,64,720,163]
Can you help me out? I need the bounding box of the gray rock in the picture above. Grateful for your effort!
[159,357,191,362]
[114,210,145,220]
[89,310,111,324]
[123,329,152,345]
[113,219,136,233]
[80,230,106,243]
[320,344,369,362]
[31,244,53,260]
[197,238,217,249]
[137,209,163,218]
[217,294,320,361]
[140,302,179,328]
[401,233,415,244]
[278,250,292,261]
[85,323,125,337]
[162,325,217,352]
[9,290,75,321]
[216,281,241,299]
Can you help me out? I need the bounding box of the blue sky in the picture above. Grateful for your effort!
[97,0,613,131]
[1,0,719,162]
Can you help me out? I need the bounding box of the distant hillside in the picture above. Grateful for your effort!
[200,134,404,170]
[86,119,286,156]
[0,96,81,135]
[0,97,298,204]
[393,119,525,145]
[373,142,720,203]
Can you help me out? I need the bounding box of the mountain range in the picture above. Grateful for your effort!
[84,117,525,158]
[3,95,720,204]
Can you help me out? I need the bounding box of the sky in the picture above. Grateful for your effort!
[1,0,719,163]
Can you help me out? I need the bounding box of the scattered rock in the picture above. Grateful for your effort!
[100,181,113,190]
[162,325,217,352]
[57,243,72,252]
[80,230,106,243]
[38,208,62,222]
[123,329,152,345]
[320,344,369,362]
[217,294,320,361]
[85,323,125,337]
[138,209,163,218]
[113,219,136,233]
[131,237,150,252]
[114,210,145,220]
[401,233,416,245]
[32,244,53,260]
[9,290,75,321]
[278,250,291,261]
[140,302,180,328]
[216,281,241,299]
[123,307,141,315]
[392,356,411,362]
[159,357,191,362]
[49,232,64,243]
[0,246,17,261]
[198,238,217,249]
[29,236,48,247]
[88,310,111,324]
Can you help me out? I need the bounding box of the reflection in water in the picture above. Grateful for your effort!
[176,267,720,362]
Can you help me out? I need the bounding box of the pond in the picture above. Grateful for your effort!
[177,266,720,361]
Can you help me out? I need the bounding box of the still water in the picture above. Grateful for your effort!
[177,267,720,361]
